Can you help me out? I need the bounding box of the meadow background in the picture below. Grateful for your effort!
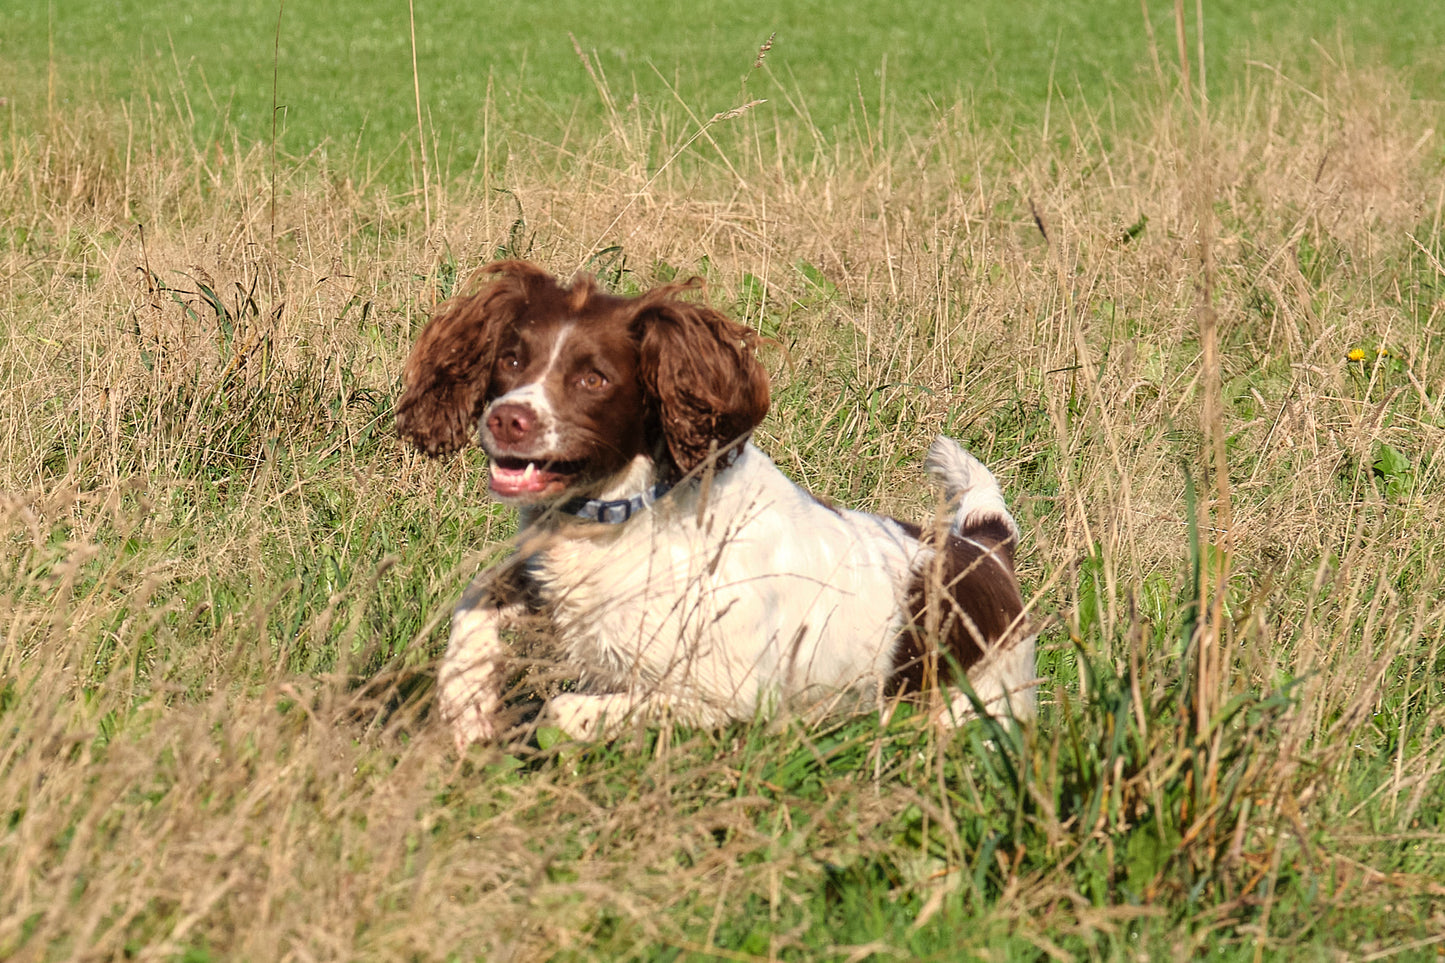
[3,0,1445,959]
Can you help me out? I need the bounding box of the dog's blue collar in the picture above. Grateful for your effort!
[559,481,673,524]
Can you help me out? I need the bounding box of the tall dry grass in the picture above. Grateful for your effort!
[1,52,1443,959]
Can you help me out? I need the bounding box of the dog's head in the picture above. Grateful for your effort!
[395,260,770,503]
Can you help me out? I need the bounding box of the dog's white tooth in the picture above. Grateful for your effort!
[523,462,536,480]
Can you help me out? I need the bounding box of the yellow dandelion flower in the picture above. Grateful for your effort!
[1347,348,1366,362]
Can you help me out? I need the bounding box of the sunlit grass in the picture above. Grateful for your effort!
[1,13,1444,960]
[4,0,1444,188]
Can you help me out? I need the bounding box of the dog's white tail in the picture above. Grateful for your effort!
[924,436,1020,540]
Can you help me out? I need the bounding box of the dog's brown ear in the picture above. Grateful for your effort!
[395,260,551,456]
[635,281,770,473]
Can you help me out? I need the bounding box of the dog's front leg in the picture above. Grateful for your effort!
[541,691,724,741]
[437,572,526,750]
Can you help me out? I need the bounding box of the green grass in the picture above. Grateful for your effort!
[5,0,1445,188]
[3,2,1445,959]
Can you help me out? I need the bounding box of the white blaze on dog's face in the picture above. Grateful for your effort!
[478,310,650,504]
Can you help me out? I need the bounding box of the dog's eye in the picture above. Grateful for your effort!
[579,371,607,390]
[499,353,521,371]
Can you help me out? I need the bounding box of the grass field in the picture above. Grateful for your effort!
[6,0,1444,186]
[3,2,1445,960]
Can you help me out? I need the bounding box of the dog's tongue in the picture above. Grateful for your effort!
[489,461,563,496]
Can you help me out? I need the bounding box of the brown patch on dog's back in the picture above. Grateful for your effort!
[887,520,1025,696]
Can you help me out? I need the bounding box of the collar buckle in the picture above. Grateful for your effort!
[560,481,672,525]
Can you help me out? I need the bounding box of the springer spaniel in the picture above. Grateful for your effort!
[396,260,1035,747]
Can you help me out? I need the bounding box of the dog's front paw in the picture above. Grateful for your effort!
[436,649,504,752]
[436,670,501,751]
[443,699,501,752]
[541,693,629,741]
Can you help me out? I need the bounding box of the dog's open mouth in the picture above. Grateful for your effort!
[487,456,587,498]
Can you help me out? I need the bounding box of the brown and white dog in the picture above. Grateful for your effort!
[396,260,1035,747]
